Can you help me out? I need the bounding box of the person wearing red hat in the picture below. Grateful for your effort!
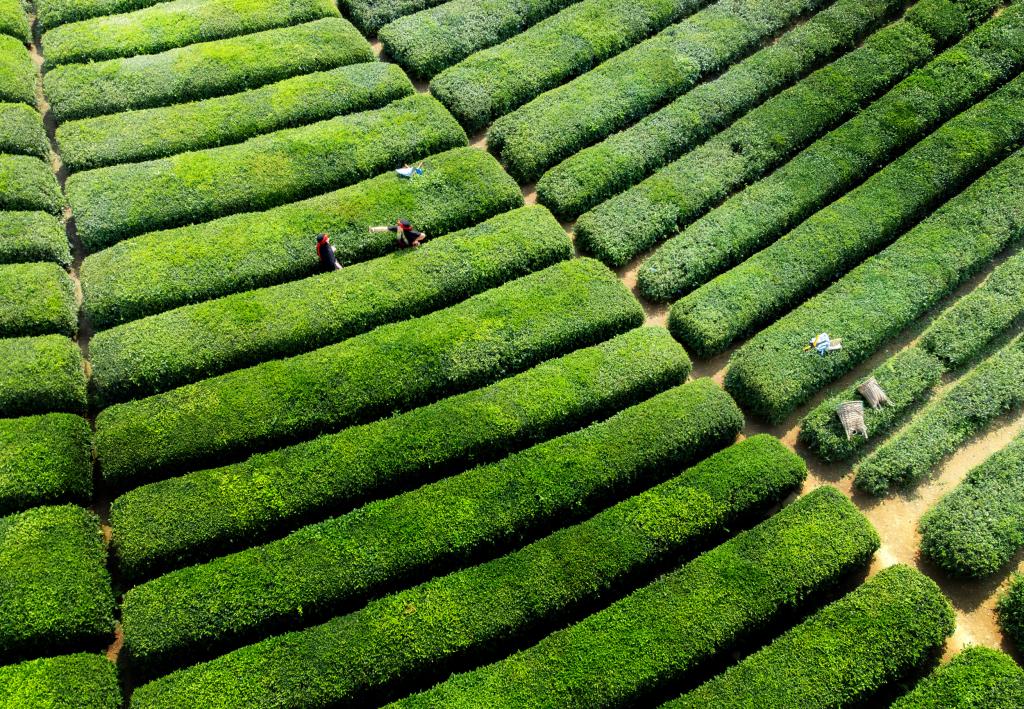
[315,232,342,271]
[370,219,426,248]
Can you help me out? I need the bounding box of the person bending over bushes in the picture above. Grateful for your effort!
[315,233,342,272]
[371,219,426,248]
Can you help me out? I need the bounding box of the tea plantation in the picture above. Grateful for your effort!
[2,0,1024,705]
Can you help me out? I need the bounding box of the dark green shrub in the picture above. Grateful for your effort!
[0,262,77,338]
[799,348,944,462]
[56,62,413,171]
[0,505,115,661]
[0,335,86,417]
[41,0,338,66]
[668,564,954,708]
[0,103,49,159]
[429,0,710,132]
[892,647,1024,708]
[0,34,34,106]
[675,75,1024,360]
[396,487,879,707]
[95,259,644,486]
[722,146,1024,423]
[0,413,92,516]
[536,0,900,218]
[91,206,571,404]
[574,19,937,268]
[921,247,1024,369]
[919,433,1024,577]
[111,327,692,579]
[639,3,1024,302]
[0,211,69,266]
[69,94,465,250]
[0,0,30,43]
[130,436,803,707]
[80,147,522,327]
[339,0,448,33]
[490,0,834,183]
[998,575,1024,652]
[380,0,580,80]
[855,333,1024,495]
[43,18,373,121]
[120,379,743,672]
[0,654,120,709]
[0,155,64,214]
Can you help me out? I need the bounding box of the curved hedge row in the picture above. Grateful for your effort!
[855,333,1024,495]
[999,576,1024,656]
[0,155,64,214]
[91,206,571,404]
[0,262,77,338]
[36,0,170,29]
[0,413,92,516]
[535,0,899,219]
[80,147,521,327]
[668,564,954,708]
[892,647,1024,709]
[0,0,30,43]
[674,74,1024,361]
[0,103,49,159]
[0,505,115,662]
[0,211,69,266]
[396,487,879,708]
[639,3,1024,303]
[722,144,1024,423]
[339,0,447,34]
[56,62,413,172]
[95,259,643,486]
[799,348,944,463]
[121,379,743,673]
[490,0,833,183]
[69,94,465,250]
[429,0,711,132]
[111,327,691,579]
[43,18,373,122]
[0,654,120,709]
[920,247,1024,369]
[0,335,86,417]
[919,432,1024,577]
[130,435,803,707]
[41,0,339,66]
[574,18,936,268]
[0,34,34,106]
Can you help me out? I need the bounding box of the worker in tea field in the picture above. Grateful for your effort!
[315,233,342,271]
[370,219,427,248]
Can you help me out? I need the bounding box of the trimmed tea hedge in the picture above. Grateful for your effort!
[0,505,115,661]
[0,103,49,159]
[69,94,465,250]
[0,0,30,43]
[668,564,954,708]
[0,262,76,338]
[0,335,86,417]
[91,206,571,404]
[0,34,34,106]
[0,155,63,214]
[535,0,899,218]
[574,18,937,268]
[56,62,413,171]
[96,259,643,486]
[639,3,1024,302]
[799,348,944,462]
[675,74,1024,361]
[855,333,1024,495]
[892,647,1024,709]
[0,413,92,516]
[380,0,581,80]
[43,18,374,122]
[339,0,448,34]
[921,247,1024,369]
[36,0,169,29]
[120,379,742,672]
[919,432,1024,577]
[490,0,834,183]
[81,147,522,327]
[396,487,879,708]
[999,575,1024,653]
[429,0,711,132]
[0,211,68,265]
[42,0,339,67]
[111,327,692,579]
[0,654,120,709]
[723,146,1024,423]
[129,436,803,707]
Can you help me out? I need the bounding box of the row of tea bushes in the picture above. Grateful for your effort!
[0,154,63,214]
[892,647,1024,709]
[0,103,49,159]
[0,262,76,337]
[0,211,68,265]
[0,413,92,515]
[0,34,34,105]
[0,334,85,417]
[0,654,120,708]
